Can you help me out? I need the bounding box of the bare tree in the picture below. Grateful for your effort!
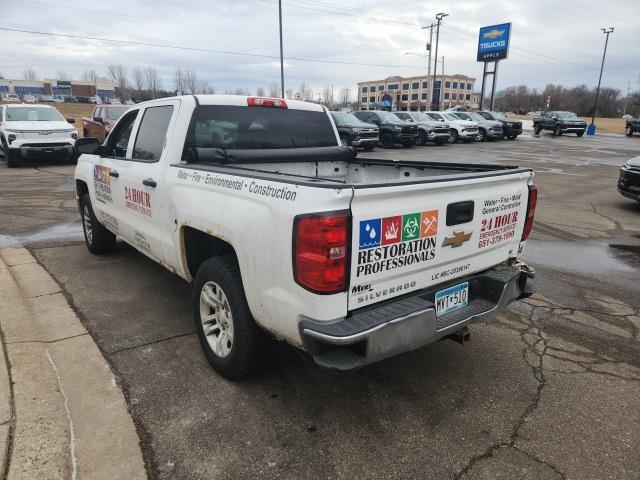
[143,67,161,99]
[22,68,39,81]
[233,88,250,95]
[339,87,351,105]
[56,71,70,81]
[0,72,4,79]
[81,70,97,83]
[321,85,333,105]
[131,68,144,93]
[198,79,215,94]
[299,82,313,101]
[269,81,280,97]
[285,89,293,100]
[256,86,266,97]
[184,70,198,94]
[173,67,184,94]
[106,64,128,99]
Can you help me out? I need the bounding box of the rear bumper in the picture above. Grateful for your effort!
[300,263,535,371]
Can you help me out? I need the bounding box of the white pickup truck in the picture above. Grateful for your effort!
[74,95,537,379]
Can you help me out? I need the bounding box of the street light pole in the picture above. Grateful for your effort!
[588,27,614,134]
[278,0,285,99]
[432,13,448,110]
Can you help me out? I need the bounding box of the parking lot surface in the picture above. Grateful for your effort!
[1,133,639,479]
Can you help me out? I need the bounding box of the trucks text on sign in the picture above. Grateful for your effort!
[477,23,511,62]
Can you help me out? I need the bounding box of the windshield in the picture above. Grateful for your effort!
[377,111,403,123]
[426,112,444,122]
[409,112,430,122]
[6,106,64,122]
[490,111,507,120]
[186,105,337,149]
[454,112,472,121]
[106,106,128,121]
[331,112,362,126]
[442,113,460,122]
[465,112,486,122]
[556,112,579,120]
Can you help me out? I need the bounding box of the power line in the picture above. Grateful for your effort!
[0,26,424,70]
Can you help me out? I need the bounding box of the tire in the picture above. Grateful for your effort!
[363,144,375,151]
[507,135,518,140]
[193,256,265,379]
[533,124,541,135]
[476,128,486,142]
[553,125,562,136]
[576,131,584,137]
[380,133,394,148]
[449,129,459,143]
[2,139,17,167]
[416,130,428,146]
[626,125,634,137]
[80,193,116,254]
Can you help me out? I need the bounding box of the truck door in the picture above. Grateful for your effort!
[108,101,179,262]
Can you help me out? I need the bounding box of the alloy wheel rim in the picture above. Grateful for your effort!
[83,205,93,244]
[199,281,234,358]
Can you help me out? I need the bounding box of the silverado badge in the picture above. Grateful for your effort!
[442,231,472,248]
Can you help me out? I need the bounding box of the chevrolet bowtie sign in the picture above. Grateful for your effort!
[442,231,472,248]
[477,22,511,62]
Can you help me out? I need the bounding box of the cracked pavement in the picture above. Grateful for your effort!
[1,134,639,479]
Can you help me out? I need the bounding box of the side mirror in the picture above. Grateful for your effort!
[552,116,558,121]
[74,137,102,156]
[66,117,75,124]
[93,116,104,124]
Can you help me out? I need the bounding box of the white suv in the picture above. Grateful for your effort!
[0,104,78,167]
[426,111,479,143]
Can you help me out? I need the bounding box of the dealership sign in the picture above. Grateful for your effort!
[477,23,511,62]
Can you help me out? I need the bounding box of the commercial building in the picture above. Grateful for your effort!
[357,74,478,111]
[0,78,119,100]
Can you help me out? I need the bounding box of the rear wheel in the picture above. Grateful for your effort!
[193,256,265,379]
[576,130,584,137]
[533,124,541,135]
[416,130,428,146]
[380,133,394,148]
[626,125,634,137]
[553,125,562,136]
[80,193,116,254]
[449,129,459,143]
[476,128,486,142]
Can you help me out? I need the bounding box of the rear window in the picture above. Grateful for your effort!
[185,105,336,150]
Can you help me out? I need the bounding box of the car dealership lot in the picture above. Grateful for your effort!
[1,134,639,479]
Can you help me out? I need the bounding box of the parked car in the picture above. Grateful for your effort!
[392,111,450,146]
[22,95,38,104]
[353,110,418,148]
[0,104,78,167]
[76,96,91,104]
[330,111,379,150]
[617,156,640,202]
[626,115,639,137]
[533,111,586,137]
[426,111,478,143]
[108,98,122,105]
[478,111,523,140]
[453,112,503,141]
[124,99,136,105]
[73,94,537,379]
[64,97,79,103]
[81,105,129,141]
[2,93,20,102]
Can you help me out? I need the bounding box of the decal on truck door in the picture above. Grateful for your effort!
[93,165,113,203]
[356,210,439,277]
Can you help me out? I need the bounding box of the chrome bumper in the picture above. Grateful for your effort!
[300,264,534,371]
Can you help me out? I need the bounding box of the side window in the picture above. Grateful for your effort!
[132,105,174,162]
[94,107,102,119]
[105,110,138,158]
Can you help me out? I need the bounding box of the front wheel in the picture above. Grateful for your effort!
[576,131,584,137]
[415,130,428,146]
[193,256,265,379]
[80,193,116,254]
[553,125,562,136]
[449,129,459,143]
[533,124,541,135]
[626,125,634,137]
[380,133,394,148]
[476,129,486,142]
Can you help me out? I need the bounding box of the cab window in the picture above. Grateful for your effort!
[105,110,138,158]
[132,105,174,162]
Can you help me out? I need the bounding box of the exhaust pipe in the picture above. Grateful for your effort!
[446,327,470,346]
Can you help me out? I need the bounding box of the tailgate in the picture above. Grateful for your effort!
[348,171,532,310]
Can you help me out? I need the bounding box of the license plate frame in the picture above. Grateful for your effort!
[435,282,469,316]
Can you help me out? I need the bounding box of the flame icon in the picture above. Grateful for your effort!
[384,221,399,240]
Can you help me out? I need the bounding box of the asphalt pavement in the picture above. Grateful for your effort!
[1,132,639,479]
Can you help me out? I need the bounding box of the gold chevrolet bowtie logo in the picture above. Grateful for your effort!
[442,231,472,248]
[483,29,504,39]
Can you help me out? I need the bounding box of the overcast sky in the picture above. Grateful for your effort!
[1,0,638,97]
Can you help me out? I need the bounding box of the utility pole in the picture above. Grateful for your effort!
[441,56,445,109]
[623,80,630,116]
[588,27,614,135]
[421,24,435,104]
[432,13,448,110]
[278,0,285,98]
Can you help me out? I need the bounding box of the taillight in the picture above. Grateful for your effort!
[294,211,350,294]
[247,97,288,108]
[521,185,538,241]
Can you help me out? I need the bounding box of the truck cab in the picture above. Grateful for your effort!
[82,105,129,141]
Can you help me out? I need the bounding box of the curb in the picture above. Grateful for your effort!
[0,247,147,480]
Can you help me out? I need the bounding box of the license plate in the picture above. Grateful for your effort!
[435,282,469,316]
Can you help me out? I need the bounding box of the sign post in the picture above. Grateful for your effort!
[477,23,511,111]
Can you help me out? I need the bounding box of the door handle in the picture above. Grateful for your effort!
[109,170,119,178]
[142,178,157,188]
